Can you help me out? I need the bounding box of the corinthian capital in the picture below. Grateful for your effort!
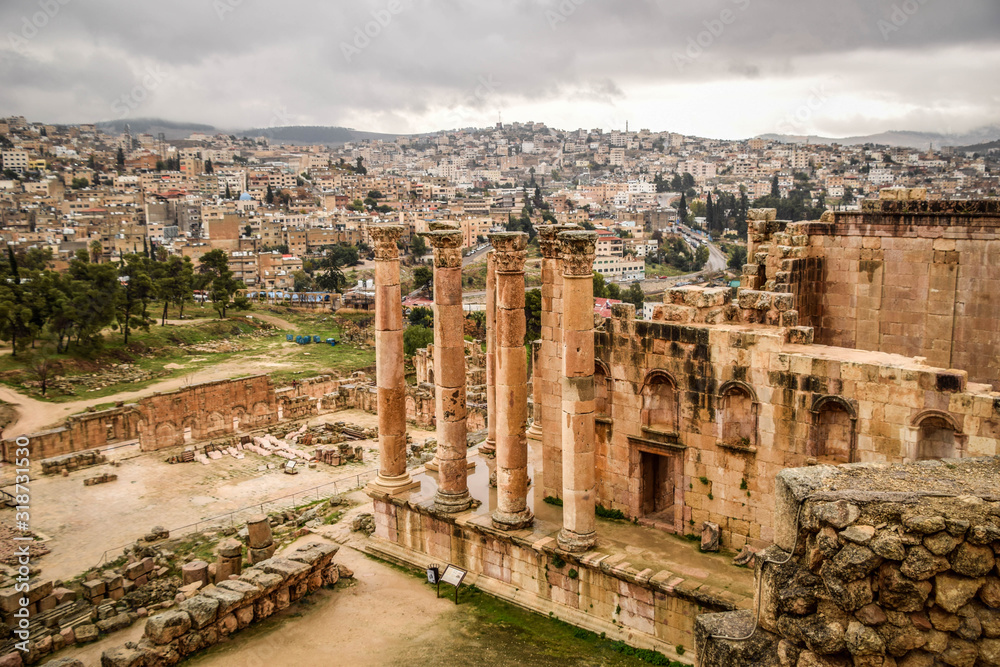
[537,224,579,259]
[558,230,597,277]
[488,232,528,273]
[424,229,464,269]
[370,225,403,261]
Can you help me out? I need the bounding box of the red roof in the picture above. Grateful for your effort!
[594,297,622,318]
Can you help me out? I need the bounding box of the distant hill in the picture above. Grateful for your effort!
[96,118,215,139]
[952,139,1000,154]
[758,125,1000,150]
[234,125,404,146]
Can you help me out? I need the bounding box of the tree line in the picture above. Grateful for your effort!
[0,245,249,357]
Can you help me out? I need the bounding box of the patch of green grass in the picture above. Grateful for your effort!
[543,495,564,507]
[596,505,626,521]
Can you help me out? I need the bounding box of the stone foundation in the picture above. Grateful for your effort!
[370,494,748,660]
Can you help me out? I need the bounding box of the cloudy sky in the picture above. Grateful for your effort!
[1,0,998,139]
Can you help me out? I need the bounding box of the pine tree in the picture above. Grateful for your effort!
[678,193,688,225]
[771,174,780,197]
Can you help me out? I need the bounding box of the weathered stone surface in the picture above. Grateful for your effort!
[903,516,946,535]
[285,541,339,566]
[180,595,220,629]
[845,621,884,656]
[840,525,875,545]
[826,544,883,582]
[896,651,933,667]
[938,637,977,667]
[701,521,721,552]
[254,557,312,579]
[96,612,136,634]
[899,546,949,581]
[145,610,192,645]
[74,624,99,643]
[870,531,907,561]
[813,501,860,529]
[922,531,960,556]
[99,646,146,667]
[950,542,995,577]
[798,615,846,655]
[934,573,985,613]
[856,604,887,626]
[981,576,1000,608]
[978,602,1000,637]
[46,660,84,667]
[877,565,932,612]
[979,638,1000,666]
[877,622,926,657]
[929,606,961,631]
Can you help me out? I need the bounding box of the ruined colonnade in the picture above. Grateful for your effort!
[368,224,598,548]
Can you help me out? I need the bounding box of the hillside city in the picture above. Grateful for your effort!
[1,115,998,313]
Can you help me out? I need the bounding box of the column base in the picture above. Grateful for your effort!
[479,439,497,457]
[434,490,473,514]
[557,528,597,553]
[367,473,420,497]
[526,422,543,440]
[491,508,534,531]
[425,458,439,472]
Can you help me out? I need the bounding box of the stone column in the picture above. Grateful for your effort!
[369,225,418,495]
[426,229,473,513]
[537,224,577,498]
[557,230,598,553]
[480,250,497,457]
[526,340,543,440]
[490,232,533,531]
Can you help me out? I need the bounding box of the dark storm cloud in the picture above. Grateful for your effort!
[0,0,997,136]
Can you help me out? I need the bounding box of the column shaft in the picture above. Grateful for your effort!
[557,230,597,552]
[481,251,497,456]
[368,225,417,495]
[489,232,533,531]
[426,229,472,513]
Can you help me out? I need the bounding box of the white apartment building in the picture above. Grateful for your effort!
[592,255,645,281]
[2,150,29,173]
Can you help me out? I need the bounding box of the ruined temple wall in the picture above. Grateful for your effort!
[789,203,1000,389]
[594,312,1000,552]
[1,405,138,462]
[136,375,280,450]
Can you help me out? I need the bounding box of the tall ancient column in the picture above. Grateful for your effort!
[426,229,473,513]
[368,225,418,495]
[537,224,577,499]
[557,230,598,552]
[480,250,497,457]
[489,232,533,531]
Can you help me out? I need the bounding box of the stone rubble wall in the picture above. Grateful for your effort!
[1,405,137,463]
[696,458,1000,667]
[99,542,342,667]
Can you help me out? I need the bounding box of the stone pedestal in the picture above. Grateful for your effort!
[246,515,273,550]
[480,250,497,457]
[556,230,597,553]
[489,232,533,531]
[215,539,243,583]
[368,225,419,496]
[426,229,472,513]
[181,560,209,587]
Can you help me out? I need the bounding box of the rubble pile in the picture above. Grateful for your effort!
[41,451,108,475]
[97,542,349,667]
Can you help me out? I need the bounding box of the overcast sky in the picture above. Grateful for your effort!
[1,0,998,139]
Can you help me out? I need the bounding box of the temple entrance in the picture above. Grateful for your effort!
[640,450,676,523]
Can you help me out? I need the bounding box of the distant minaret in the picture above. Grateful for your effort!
[626,120,629,134]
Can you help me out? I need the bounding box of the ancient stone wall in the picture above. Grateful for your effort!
[0,405,138,463]
[100,542,342,667]
[751,199,1000,389]
[593,307,1000,551]
[371,496,744,657]
[696,458,1000,667]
